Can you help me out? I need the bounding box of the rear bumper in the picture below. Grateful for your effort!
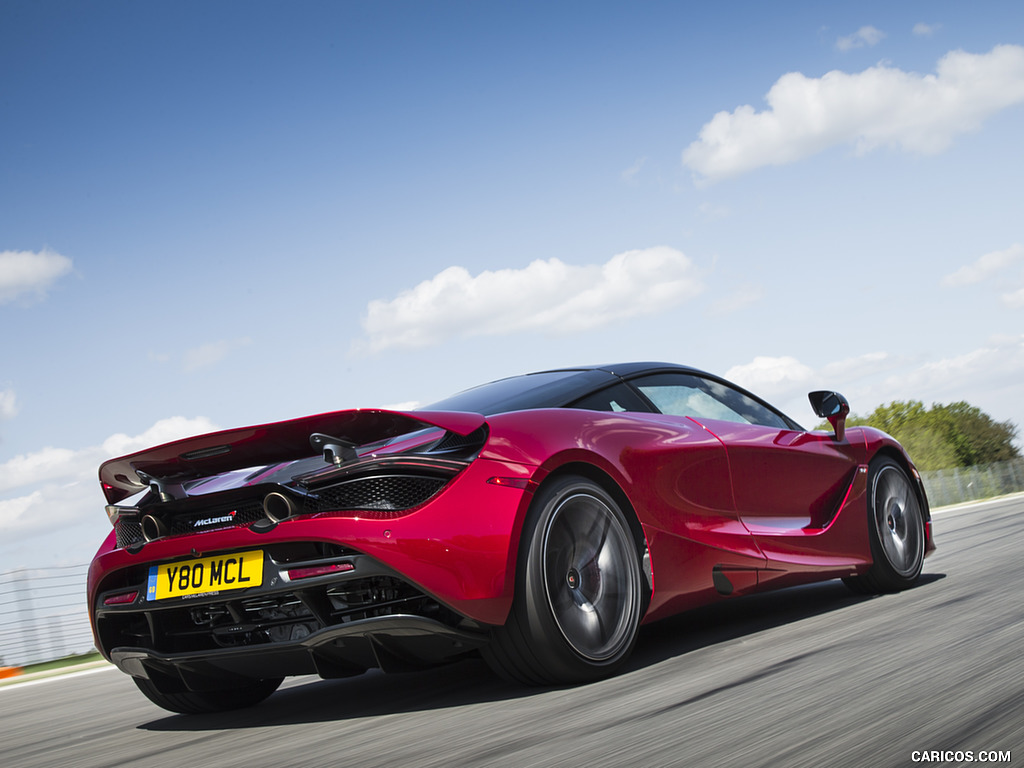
[111,613,488,689]
[89,456,537,654]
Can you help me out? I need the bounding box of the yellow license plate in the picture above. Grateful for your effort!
[147,549,264,600]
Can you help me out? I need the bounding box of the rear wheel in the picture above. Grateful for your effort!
[483,475,644,685]
[844,457,925,594]
[133,675,282,715]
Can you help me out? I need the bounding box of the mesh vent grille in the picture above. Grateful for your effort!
[113,501,267,550]
[430,425,487,454]
[307,475,447,514]
[115,520,143,549]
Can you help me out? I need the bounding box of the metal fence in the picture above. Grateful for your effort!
[0,563,95,668]
[920,458,1024,508]
[1,460,1022,668]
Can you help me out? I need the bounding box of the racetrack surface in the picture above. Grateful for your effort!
[3,497,1021,768]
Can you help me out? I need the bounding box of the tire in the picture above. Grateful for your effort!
[133,675,282,715]
[483,475,644,685]
[844,457,925,594]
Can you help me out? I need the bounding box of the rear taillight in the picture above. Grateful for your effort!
[103,591,138,606]
[285,563,354,581]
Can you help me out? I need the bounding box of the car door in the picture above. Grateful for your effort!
[626,373,862,567]
[571,379,765,596]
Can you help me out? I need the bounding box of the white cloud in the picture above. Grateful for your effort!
[0,249,74,304]
[884,337,1024,399]
[725,355,821,422]
[912,23,940,37]
[0,388,16,421]
[821,351,903,381]
[621,156,646,185]
[1003,287,1024,308]
[724,351,908,411]
[942,244,1024,286]
[0,490,44,533]
[726,356,815,400]
[0,447,79,494]
[696,202,731,221]
[726,343,1024,435]
[101,415,219,458]
[183,338,252,372]
[0,483,92,538]
[682,45,1024,183]
[359,247,705,352]
[0,416,219,550]
[0,416,217,496]
[836,26,885,51]
[709,283,762,315]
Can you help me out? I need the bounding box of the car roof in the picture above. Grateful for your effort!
[423,362,716,416]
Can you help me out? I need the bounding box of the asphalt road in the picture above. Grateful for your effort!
[3,497,1021,768]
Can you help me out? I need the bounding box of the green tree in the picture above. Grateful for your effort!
[843,400,1019,472]
[933,402,1020,465]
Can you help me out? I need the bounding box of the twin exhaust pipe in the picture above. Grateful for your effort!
[139,491,302,543]
[261,492,301,524]
[140,514,167,543]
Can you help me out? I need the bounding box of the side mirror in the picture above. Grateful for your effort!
[808,391,850,442]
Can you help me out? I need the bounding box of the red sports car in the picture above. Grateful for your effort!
[88,363,934,713]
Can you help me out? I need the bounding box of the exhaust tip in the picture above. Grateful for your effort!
[263,492,299,523]
[141,514,167,542]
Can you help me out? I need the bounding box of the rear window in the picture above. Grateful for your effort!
[424,369,614,415]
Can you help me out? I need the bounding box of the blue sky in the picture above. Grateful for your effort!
[3,1,1024,570]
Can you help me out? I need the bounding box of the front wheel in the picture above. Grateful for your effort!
[844,457,925,594]
[483,475,644,685]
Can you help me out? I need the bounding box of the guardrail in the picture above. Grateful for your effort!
[1,460,1022,668]
[0,564,95,668]
[920,458,1024,508]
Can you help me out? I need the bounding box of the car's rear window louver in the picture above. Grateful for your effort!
[429,425,488,456]
[304,474,449,516]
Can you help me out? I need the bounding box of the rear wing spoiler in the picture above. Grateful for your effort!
[99,409,485,504]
